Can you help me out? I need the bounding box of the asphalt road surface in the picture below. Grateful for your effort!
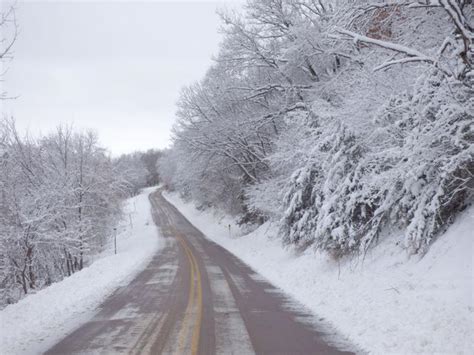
[46,189,355,355]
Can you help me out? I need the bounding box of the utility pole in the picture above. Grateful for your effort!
[114,227,117,255]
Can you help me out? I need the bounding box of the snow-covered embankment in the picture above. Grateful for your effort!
[0,187,162,354]
[163,191,473,354]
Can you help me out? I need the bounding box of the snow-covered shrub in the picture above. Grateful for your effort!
[365,73,473,254]
[277,71,473,256]
[278,119,371,256]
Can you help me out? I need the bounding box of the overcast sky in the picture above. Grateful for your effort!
[1,0,242,155]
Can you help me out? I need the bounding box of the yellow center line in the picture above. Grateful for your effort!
[190,246,203,355]
[176,236,195,354]
[174,232,203,355]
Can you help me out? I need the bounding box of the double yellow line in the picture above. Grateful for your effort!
[175,233,203,355]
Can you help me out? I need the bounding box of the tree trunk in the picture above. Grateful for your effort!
[26,246,35,289]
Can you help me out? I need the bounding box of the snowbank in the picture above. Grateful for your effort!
[0,187,162,354]
[163,191,473,355]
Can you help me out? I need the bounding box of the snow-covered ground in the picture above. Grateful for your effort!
[163,191,474,355]
[0,187,162,355]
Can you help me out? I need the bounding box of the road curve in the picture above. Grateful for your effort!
[46,189,355,355]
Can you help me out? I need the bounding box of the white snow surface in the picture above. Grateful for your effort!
[163,191,474,355]
[0,187,162,355]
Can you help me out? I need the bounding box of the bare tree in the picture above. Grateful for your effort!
[0,4,17,100]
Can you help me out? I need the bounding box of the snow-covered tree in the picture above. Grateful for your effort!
[163,0,473,257]
[0,120,129,305]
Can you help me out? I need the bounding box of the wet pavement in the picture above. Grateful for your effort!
[46,189,355,355]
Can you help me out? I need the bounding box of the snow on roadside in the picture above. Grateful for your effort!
[163,191,474,355]
[0,187,162,355]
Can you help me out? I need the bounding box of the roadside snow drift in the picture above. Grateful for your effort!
[0,187,162,355]
[163,191,474,355]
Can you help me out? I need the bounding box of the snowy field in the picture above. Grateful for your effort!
[164,191,474,355]
[0,187,162,354]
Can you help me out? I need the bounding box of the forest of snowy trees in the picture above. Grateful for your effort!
[0,121,121,303]
[0,118,164,306]
[0,119,161,306]
[160,0,473,257]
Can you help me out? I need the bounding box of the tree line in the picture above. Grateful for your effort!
[0,120,161,306]
[159,0,473,257]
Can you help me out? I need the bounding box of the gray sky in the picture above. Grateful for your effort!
[1,0,242,155]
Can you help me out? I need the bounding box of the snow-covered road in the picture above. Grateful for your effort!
[3,186,471,354]
[44,189,355,354]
